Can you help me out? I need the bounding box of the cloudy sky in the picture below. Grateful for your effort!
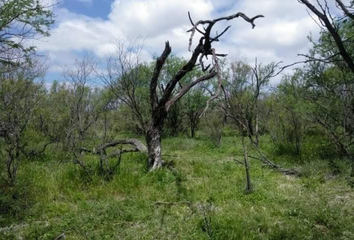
[38,0,342,84]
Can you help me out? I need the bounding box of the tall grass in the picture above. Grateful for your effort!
[1,136,354,239]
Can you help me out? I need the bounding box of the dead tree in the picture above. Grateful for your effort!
[222,60,298,175]
[81,138,148,176]
[144,12,264,170]
[103,12,264,170]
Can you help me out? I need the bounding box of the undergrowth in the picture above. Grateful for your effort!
[1,136,354,239]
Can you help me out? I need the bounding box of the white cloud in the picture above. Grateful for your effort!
[109,0,213,38]
[38,0,331,84]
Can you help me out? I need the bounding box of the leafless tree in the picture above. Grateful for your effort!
[60,56,108,171]
[63,55,148,174]
[223,60,279,145]
[241,136,252,193]
[100,40,151,134]
[222,60,298,175]
[251,59,280,146]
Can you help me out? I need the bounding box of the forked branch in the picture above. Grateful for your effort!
[188,12,264,52]
[185,11,264,116]
[335,0,354,20]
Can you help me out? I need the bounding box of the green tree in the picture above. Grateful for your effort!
[0,0,54,66]
[269,70,309,155]
[0,62,46,185]
[297,0,354,176]
[302,62,354,176]
[223,59,277,146]
[184,86,208,138]
[222,59,297,174]
[298,0,354,73]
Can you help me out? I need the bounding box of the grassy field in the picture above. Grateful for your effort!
[1,136,354,239]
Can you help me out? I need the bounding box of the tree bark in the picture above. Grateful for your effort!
[191,124,196,138]
[242,139,252,193]
[255,108,259,147]
[146,106,167,170]
[146,126,163,170]
[351,156,354,178]
[144,13,262,171]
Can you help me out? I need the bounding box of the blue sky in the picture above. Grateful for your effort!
[40,0,342,84]
[59,0,112,19]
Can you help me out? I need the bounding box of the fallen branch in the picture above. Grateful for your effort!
[251,143,298,175]
[81,138,148,156]
[79,138,148,174]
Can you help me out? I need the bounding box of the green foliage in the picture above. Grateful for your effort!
[204,111,224,147]
[2,4,354,239]
[0,66,48,184]
[0,0,54,65]
[267,70,310,156]
[184,87,208,138]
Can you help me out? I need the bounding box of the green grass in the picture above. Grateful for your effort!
[1,136,354,239]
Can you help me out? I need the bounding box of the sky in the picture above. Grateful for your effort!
[36,0,346,85]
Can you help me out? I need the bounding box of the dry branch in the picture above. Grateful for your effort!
[81,138,147,156]
[150,42,172,110]
[187,12,264,52]
[166,71,217,111]
[201,48,223,116]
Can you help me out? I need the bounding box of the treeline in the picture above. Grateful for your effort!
[1,49,354,184]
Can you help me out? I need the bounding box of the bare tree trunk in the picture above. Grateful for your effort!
[255,108,259,147]
[191,125,196,138]
[6,147,20,186]
[146,126,163,170]
[190,119,198,138]
[242,138,252,193]
[6,157,16,185]
[146,106,167,171]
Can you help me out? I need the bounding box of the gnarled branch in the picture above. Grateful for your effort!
[187,12,264,52]
[150,42,171,110]
[166,71,217,111]
[81,138,148,156]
